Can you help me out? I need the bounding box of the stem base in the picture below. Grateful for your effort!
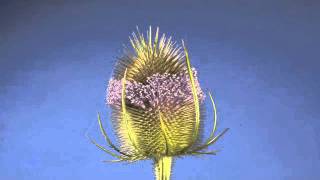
[154,156,173,180]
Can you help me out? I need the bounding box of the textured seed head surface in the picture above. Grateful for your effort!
[106,28,206,157]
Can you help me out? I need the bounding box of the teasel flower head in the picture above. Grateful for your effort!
[88,27,229,180]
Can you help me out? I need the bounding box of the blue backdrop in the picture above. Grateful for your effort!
[1,1,319,179]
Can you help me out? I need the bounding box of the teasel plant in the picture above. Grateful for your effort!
[87,26,229,180]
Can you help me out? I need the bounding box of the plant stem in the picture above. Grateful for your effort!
[154,156,173,180]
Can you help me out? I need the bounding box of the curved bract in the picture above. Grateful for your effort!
[88,27,229,179]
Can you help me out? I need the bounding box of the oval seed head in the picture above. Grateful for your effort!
[106,27,206,158]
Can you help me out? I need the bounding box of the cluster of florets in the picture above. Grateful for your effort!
[106,68,205,111]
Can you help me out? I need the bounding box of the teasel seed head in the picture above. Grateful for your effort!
[88,26,229,180]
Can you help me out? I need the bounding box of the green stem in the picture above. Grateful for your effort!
[154,156,173,180]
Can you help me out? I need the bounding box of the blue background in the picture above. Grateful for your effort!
[1,1,319,179]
